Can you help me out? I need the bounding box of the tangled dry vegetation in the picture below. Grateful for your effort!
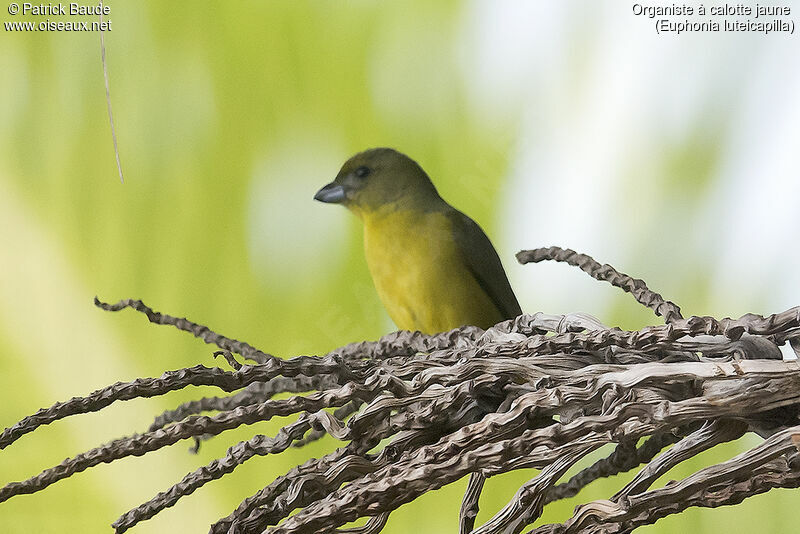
[2,246,800,533]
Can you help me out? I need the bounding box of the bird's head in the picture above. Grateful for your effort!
[314,148,440,216]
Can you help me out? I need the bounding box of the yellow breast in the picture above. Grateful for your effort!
[362,208,503,334]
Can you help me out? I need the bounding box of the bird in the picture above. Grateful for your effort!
[314,148,521,334]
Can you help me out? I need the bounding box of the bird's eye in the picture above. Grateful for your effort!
[354,166,371,178]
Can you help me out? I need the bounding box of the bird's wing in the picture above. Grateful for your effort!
[447,209,522,320]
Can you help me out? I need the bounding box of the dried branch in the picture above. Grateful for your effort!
[544,431,683,505]
[473,445,602,534]
[260,359,800,534]
[613,420,747,500]
[1,249,798,534]
[148,376,340,432]
[335,513,391,534]
[460,473,486,534]
[530,426,800,534]
[517,247,683,323]
[94,298,274,364]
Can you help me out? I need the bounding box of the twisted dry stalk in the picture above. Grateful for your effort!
[1,246,799,534]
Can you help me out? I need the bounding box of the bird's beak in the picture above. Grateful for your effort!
[314,182,347,204]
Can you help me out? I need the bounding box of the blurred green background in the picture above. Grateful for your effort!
[1,1,798,532]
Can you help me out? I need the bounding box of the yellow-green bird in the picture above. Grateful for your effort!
[314,148,521,334]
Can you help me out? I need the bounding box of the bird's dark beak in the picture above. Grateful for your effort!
[314,182,347,204]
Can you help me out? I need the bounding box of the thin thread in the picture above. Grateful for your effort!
[100,7,124,184]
